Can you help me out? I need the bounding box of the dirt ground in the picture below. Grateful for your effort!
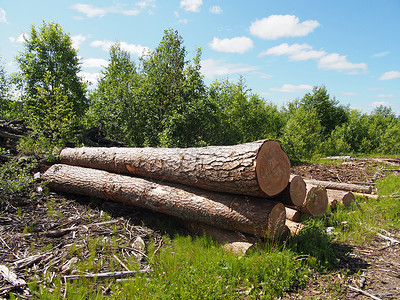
[0,157,399,299]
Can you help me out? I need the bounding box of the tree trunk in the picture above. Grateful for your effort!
[183,221,255,256]
[271,175,306,208]
[42,164,286,238]
[300,185,328,216]
[326,189,355,208]
[303,179,372,194]
[60,140,291,198]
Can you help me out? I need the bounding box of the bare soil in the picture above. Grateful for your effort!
[0,157,399,299]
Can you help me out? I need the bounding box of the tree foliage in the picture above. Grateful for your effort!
[15,21,87,151]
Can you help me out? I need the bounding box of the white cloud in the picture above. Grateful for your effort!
[71,34,88,50]
[200,58,257,79]
[91,40,151,56]
[71,3,143,18]
[9,33,27,44]
[377,94,394,99]
[260,43,326,61]
[379,71,400,80]
[318,53,367,73]
[0,8,7,23]
[373,51,390,58]
[369,101,390,107]
[270,84,313,93]
[180,0,202,12]
[341,92,357,96]
[250,15,319,40]
[209,37,254,54]
[79,71,101,85]
[81,58,109,69]
[209,6,222,14]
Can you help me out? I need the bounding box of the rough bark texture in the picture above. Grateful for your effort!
[184,221,255,256]
[301,185,328,216]
[303,179,372,194]
[60,140,291,197]
[42,164,286,238]
[285,207,302,222]
[326,189,355,208]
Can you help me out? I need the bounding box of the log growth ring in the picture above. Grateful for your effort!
[255,140,291,197]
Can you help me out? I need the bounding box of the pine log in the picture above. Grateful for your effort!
[184,221,255,256]
[60,140,291,197]
[303,179,372,194]
[301,185,328,216]
[285,207,302,222]
[42,164,286,238]
[326,189,355,208]
[285,220,304,237]
[271,175,306,208]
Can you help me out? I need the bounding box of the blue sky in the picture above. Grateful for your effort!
[1,0,399,113]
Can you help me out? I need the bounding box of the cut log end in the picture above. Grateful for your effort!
[289,175,306,207]
[267,202,287,237]
[256,140,291,197]
[304,186,328,216]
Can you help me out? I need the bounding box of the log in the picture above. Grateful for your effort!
[303,179,372,194]
[301,185,328,216]
[184,221,255,256]
[271,175,306,208]
[353,192,379,200]
[285,207,301,222]
[285,220,304,237]
[60,140,291,197]
[42,164,286,238]
[326,189,355,208]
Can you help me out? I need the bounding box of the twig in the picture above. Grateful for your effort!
[63,269,154,281]
[346,285,382,300]
[113,254,130,272]
[376,232,400,244]
[0,236,11,249]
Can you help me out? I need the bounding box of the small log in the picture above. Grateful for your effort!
[184,221,256,256]
[285,207,301,222]
[60,140,291,197]
[301,185,328,216]
[42,164,286,238]
[353,192,379,200]
[285,220,304,237]
[326,189,355,208]
[303,179,372,194]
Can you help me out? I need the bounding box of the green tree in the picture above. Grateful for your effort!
[279,106,323,162]
[87,43,137,144]
[15,21,87,151]
[301,86,348,135]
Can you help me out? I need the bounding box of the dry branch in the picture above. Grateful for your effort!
[303,179,372,194]
[42,164,286,238]
[63,269,154,281]
[60,140,291,197]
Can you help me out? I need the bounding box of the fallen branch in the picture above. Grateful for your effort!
[63,269,154,281]
[346,285,382,300]
[303,179,372,194]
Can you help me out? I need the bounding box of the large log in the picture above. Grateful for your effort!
[60,140,291,198]
[303,179,372,194]
[42,164,286,238]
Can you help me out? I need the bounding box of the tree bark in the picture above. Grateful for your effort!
[42,164,286,238]
[326,189,355,208]
[303,179,372,194]
[60,140,291,198]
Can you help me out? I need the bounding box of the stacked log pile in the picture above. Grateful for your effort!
[42,139,375,254]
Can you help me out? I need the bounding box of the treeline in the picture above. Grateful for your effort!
[1,22,399,161]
